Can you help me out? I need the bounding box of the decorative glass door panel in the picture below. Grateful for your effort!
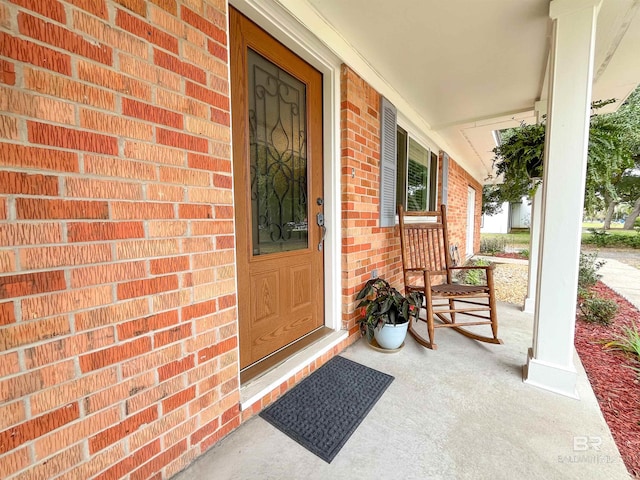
[248,49,308,255]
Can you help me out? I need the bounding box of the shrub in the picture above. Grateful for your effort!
[519,249,530,259]
[578,251,605,294]
[605,321,640,363]
[480,237,507,255]
[587,228,609,247]
[579,295,618,325]
[582,231,640,248]
[457,258,490,285]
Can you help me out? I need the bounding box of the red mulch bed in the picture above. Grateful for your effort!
[491,252,528,260]
[575,282,640,478]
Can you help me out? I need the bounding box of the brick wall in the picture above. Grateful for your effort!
[0,1,240,478]
[441,154,483,260]
[340,66,403,333]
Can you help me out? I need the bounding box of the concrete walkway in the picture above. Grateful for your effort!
[597,257,640,311]
[173,303,630,480]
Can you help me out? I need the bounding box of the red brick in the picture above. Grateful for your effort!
[0,32,71,75]
[0,360,75,403]
[158,355,194,381]
[18,12,112,65]
[0,223,61,247]
[98,440,160,480]
[0,447,30,479]
[21,285,112,320]
[10,0,66,22]
[201,416,240,451]
[154,323,191,348]
[68,221,145,242]
[161,386,194,415]
[111,201,175,220]
[150,256,189,275]
[25,67,115,110]
[80,108,153,141]
[218,293,236,310]
[17,198,109,220]
[213,174,232,189]
[0,270,65,300]
[0,114,17,139]
[181,6,225,44]
[215,205,234,218]
[207,39,227,62]
[28,121,118,154]
[122,98,183,129]
[66,177,143,200]
[116,9,178,54]
[0,316,70,352]
[157,127,208,153]
[0,171,58,196]
[0,402,79,454]
[120,52,182,91]
[117,310,178,341]
[117,275,179,300]
[216,235,235,250]
[89,406,158,454]
[148,219,187,237]
[80,336,152,373]
[0,301,15,325]
[124,141,184,165]
[154,48,206,85]
[19,244,111,269]
[113,0,146,16]
[0,144,78,172]
[71,261,146,288]
[0,60,16,85]
[66,0,108,19]
[150,0,177,15]
[186,81,229,110]
[74,15,149,63]
[178,204,212,219]
[211,106,230,126]
[197,336,237,364]
[34,405,120,458]
[85,155,156,181]
[130,439,186,480]
[182,299,217,322]
[115,238,180,260]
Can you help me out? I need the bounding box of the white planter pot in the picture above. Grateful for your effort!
[374,321,409,349]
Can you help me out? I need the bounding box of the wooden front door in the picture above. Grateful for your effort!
[230,9,325,370]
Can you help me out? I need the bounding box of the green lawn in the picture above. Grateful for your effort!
[582,221,625,230]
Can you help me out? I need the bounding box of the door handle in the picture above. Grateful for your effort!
[316,212,326,251]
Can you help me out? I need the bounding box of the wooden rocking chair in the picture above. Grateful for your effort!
[398,204,502,349]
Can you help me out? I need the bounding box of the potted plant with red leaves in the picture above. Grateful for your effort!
[356,278,423,349]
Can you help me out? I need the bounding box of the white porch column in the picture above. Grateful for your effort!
[522,183,542,314]
[524,0,601,398]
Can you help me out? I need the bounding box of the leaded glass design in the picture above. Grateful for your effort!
[248,49,308,255]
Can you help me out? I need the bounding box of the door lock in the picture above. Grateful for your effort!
[316,212,326,251]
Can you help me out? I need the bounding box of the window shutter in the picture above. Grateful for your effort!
[379,96,397,227]
[441,152,449,206]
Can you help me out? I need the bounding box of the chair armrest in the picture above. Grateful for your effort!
[448,264,494,271]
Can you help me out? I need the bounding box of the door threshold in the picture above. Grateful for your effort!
[239,328,347,411]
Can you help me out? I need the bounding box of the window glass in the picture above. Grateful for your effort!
[406,138,430,211]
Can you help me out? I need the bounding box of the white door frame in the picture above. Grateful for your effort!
[466,186,476,258]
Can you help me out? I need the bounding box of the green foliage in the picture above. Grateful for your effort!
[519,249,530,259]
[481,185,505,216]
[457,259,491,285]
[579,295,618,325]
[577,252,605,294]
[355,278,423,341]
[479,236,507,254]
[588,228,610,247]
[486,88,640,216]
[581,231,640,249]
[605,321,640,363]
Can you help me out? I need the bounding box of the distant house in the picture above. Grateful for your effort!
[482,198,531,234]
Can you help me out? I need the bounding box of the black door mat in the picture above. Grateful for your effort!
[259,355,394,463]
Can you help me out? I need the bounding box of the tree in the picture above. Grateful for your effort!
[486,87,640,224]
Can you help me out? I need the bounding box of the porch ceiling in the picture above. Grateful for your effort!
[300,0,640,182]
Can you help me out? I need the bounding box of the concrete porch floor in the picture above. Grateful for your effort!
[174,302,630,479]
